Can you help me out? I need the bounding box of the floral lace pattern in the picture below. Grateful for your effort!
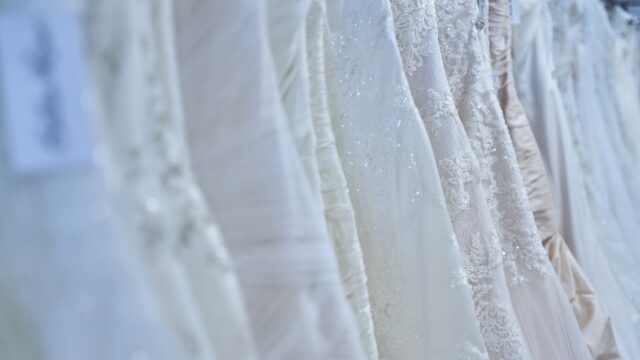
[390,0,437,74]
[389,0,529,358]
[438,151,478,219]
[420,88,455,136]
[433,0,550,286]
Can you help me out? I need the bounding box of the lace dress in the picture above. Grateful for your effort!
[324,0,488,358]
[610,7,640,175]
[513,0,640,357]
[87,0,257,358]
[172,0,365,358]
[433,0,591,358]
[388,1,527,359]
[487,0,618,357]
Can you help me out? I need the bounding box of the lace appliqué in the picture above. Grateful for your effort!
[438,151,478,219]
[434,0,550,286]
[462,233,526,359]
[419,88,456,136]
[390,0,437,74]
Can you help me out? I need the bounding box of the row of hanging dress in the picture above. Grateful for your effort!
[512,0,640,358]
[3,0,640,358]
[488,0,617,357]
[91,0,593,358]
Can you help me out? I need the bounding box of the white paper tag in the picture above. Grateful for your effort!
[0,7,93,175]
[510,0,521,25]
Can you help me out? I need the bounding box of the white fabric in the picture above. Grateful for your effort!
[0,1,201,358]
[0,159,182,360]
[305,1,379,357]
[513,0,640,357]
[325,0,490,358]
[575,0,640,340]
[172,0,365,358]
[86,0,257,358]
[611,7,640,173]
[433,0,591,358]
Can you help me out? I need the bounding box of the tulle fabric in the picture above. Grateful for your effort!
[172,0,365,358]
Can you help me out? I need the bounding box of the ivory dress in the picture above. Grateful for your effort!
[487,0,618,357]
[433,0,591,358]
[388,1,528,359]
[325,0,489,358]
[172,0,365,358]
[87,0,257,358]
[305,1,378,357]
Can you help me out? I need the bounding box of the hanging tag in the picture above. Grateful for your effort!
[0,6,93,175]
[510,0,521,25]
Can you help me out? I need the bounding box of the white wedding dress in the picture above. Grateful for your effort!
[86,0,257,358]
[305,1,379,357]
[0,0,219,358]
[513,0,640,357]
[324,0,489,358]
[389,1,532,359]
[172,0,365,358]
[0,133,183,360]
[433,0,591,358]
[264,1,378,356]
[574,0,640,339]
